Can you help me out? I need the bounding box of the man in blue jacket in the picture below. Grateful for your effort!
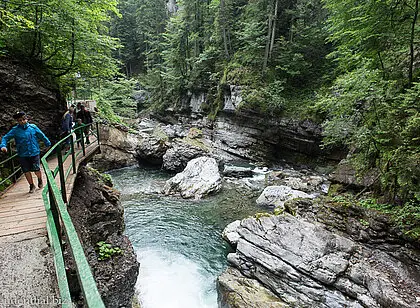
[0,111,51,193]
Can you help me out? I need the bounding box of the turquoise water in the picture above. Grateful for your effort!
[108,166,263,308]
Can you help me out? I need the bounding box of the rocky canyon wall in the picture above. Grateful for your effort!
[0,57,65,141]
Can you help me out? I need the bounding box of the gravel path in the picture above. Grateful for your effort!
[0,237,60,308]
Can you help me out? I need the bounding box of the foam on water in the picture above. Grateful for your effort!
[136,248,216,308]
[108,165,263,308]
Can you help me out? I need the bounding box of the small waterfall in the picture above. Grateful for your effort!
[108,165,262,307]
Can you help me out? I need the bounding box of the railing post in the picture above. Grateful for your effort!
[81,128,86,156]
[96,122,100,146]
[7,143,16,183]
[70,134,77,174]
[56,144,67,203]
[48,180,62,246]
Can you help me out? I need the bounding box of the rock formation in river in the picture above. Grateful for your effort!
[163,156,222,199]
[68,166,139,307]
[91,124,139,171]
[218,198,420,308]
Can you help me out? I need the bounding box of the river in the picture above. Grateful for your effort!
[108,165,265,308]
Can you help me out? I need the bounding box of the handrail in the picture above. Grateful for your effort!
[0,140,22,189]
[41,122,104,307]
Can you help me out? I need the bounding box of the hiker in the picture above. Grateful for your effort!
[61,106,74,150]
[73,118,85,148]
[0,111,51,193]
[76,105,93,144]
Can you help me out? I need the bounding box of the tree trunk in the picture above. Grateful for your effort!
[269,0,279,57]
[263,3,274,72]
[220,0,229,58]
[30,7,39,58]
[408,0,419,85]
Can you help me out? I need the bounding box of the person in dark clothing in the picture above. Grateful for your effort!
[73,118,85,148]
[0,111,51,193]
[76,105,93,144]
[61,106,74,150]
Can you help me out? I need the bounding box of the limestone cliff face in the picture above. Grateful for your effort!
[176,87,345,163]
[218,198,420,308]
[90,124,140,171]
[0,57,65,141]
[68,166,139,307]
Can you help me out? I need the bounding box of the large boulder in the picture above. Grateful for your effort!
[162,135,212,172]
[163,156,222,199]
[256,185,312,210]
[135,126,170,165]
[91,124,140,171]
[329,160,378,189]
[218,199,420,308]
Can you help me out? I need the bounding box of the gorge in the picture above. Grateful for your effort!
[91,109,420,307]
[1,14,419,304]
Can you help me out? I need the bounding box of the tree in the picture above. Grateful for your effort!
[324,0,419,84]
[319,0,420,201]
[1,0,120,80]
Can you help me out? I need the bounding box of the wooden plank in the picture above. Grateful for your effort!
[0,221,46,237]
[0,143,99,242]
[0,210,46,222]
[0,216,47,233]
[0,198,43,208]
[0,229,46,244]
[0,206,45,217]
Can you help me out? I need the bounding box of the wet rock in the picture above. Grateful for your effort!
[135,126,170,165]
[91,124,140,171]
[256,185,312,210]
[162,137,211,172]
[217,267,288,308]
[68,167,139,307]
[218,199,420,308]
[0,57,64,141]
[266,169,330,194]
[222,165,254,178]
[163,156,222,199]
[222,220,241,247]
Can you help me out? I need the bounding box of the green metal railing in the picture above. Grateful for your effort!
[0,141,22,190]
[41,123,104,308]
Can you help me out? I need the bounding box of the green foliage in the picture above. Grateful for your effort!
[254,212,271,221]
[273,207,285,216]
[0,177,12,192]
[393,200,420,239]
[357,197,420,239]
[91,78,137,123]
[110,0,330,118]
[324,0,419,82]
[96,241,123,261]
[359,218,369,227]
[317,67,420,200]
[1,0,120,89]
[331,195,352,206]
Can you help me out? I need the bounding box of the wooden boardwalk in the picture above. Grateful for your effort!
[0,143,99,244]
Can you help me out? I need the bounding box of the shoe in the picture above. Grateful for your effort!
[38,178,43,189]
[29,184,36,193]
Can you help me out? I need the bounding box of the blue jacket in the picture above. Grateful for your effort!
[0,123,51,157]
